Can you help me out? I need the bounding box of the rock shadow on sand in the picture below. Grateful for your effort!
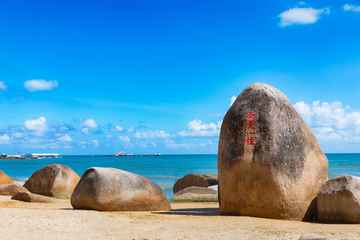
[153,207,219,216]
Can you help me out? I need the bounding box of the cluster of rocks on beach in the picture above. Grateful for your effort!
[1,83,360,240]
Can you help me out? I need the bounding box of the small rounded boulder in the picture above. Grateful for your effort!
[71,167,171,211]
[24,164,80,198]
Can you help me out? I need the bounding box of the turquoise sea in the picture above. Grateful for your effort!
[1,154,359,202]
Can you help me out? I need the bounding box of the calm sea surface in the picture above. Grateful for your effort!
[1,154,359,202]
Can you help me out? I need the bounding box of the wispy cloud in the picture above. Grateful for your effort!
[163,139,210,149]
[119,136,130,142]
[133,130,175,139]
[278,6,330,27]
[23,79,58,92]
[229,96,236,107]
[178,119,222,137]
[0,81,8,90]
[343,4,360,12]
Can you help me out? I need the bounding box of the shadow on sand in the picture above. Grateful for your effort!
[153,207,219,216]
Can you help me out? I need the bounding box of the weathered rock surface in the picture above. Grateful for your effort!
[218,83,328,220]
[203,174,218,186]
[317,175,360,224]
[11,191,65,203]
[173,186,218,202]
[0,170,15,185]
[0,184,30,196]
[299,234,332,240]
[71,167,171,211]
[173,173,209,194]
[23,164,80,198]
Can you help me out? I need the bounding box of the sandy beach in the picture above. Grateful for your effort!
[0,196,358,240]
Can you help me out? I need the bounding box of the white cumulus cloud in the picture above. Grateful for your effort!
[343,4,360,12]
[278,6,330,27]
[82,119,99,128]
[127,126,134,132]
[57,134,73,143]
[110,125,123,132]
[24,79,58,92]
[133,130,176,139]
[0,134,10,145]
[294,100,360,146]
[23,117,48,132]
[92,139,99,147]
[178,119,222,137]
[106,134,114,139]
[82,128,90,134]
[0,81,8,90]
[294,100,360,128]
[119,136,130,142]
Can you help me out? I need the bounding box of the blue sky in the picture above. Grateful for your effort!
[1,0,360,155]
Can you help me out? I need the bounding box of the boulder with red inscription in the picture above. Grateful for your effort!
[218,83,328,220]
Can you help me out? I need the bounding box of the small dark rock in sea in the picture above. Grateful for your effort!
[173,173,209,194]
[317,175,360,224]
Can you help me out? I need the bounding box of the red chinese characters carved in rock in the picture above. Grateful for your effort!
[245,137,254,146]
[245,111,256,146]
[247,111,255,120]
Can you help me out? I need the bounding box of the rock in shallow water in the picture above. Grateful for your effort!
[0,170,15,185]
[218,83,328,220]
[71,167,171,211]
[173,173,209,194]
[173,186,218,202]
[318,175,360,224]
[24,164,80,199]
[203,174,218,186]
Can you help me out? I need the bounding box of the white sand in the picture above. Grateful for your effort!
[0,196,359,240]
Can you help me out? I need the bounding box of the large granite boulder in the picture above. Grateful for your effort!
[0,184,30,196]
[203,174,218,186]
[11,192,65,203]
[23,164,80,198]
[71,167,171,211]
[317,175,360,224]
[173,173,209,194]
[173,186,218,202]
[218,83,328,220]
[0,170,15,184]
